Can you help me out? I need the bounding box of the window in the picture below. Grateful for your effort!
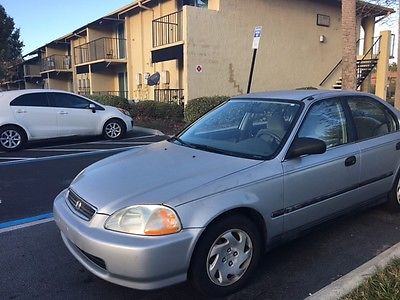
[298,99,348,149]
[347,96,398,140]
[182,0,208,8]
[10,93,49,107]
[49,93,92,109]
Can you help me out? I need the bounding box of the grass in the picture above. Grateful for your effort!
[134,116,187,136]
[342,258,400,300]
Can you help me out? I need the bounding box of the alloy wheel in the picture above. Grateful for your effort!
[0,129,22,149]
[105,122,122,139]
[206,229,253,286]
[397,178,400,205]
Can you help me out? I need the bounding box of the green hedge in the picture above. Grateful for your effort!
[131,101,184,121]
[86,94,131,111]
[184,96,229,123]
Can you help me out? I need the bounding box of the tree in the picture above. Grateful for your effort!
[0,5,24,79]
[342,0,357,90]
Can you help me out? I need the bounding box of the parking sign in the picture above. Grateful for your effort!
[252,26,262,49]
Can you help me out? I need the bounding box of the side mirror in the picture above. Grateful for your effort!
[89,103,96,113]
[286,137,326,159]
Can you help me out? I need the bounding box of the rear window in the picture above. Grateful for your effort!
[10,93,49,107]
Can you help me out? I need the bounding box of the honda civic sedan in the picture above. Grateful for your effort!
[0,89,133,151]
[54,90,400,297]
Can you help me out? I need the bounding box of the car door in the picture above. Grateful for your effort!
[49,92,102,137]
[10,92,58,139]
[345,96,400,199]
[282,97,361,233]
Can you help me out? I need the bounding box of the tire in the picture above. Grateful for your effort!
[0,125,26,152]
[189,215,261,297]
[386,172,400,212]
[103,119,126,140]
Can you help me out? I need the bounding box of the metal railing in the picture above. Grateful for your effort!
[41,55,71,72]
[23,64,41,77]
[152,11,183,48]
[320,37,381,87]
[91,90,129,99]
[74,37,127,65]
[155,89,184,104]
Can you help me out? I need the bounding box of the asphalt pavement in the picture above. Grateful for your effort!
[0,131,399,299]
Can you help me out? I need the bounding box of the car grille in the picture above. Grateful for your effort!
[77,246,107,270]
[67,189,96,221]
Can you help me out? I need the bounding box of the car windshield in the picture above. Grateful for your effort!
[174,99,301,160]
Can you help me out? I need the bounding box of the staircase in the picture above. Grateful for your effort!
[332,58,378,89]
[320,35,381,90]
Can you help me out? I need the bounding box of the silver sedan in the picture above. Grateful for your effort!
[54,90,400,297]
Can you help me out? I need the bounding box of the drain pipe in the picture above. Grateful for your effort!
[138,0,152,11]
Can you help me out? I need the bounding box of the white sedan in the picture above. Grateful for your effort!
[0,89,133,151]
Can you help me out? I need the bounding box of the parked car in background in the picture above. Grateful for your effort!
[54,90,400,297]
[0,89,133,151]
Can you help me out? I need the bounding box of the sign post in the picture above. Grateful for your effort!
[247,26,262,93]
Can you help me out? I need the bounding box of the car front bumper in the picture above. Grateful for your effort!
[53,189,202,290]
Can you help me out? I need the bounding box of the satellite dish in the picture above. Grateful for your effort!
[147,72,160,86]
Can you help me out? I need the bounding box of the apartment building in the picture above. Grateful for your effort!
[5,0,394,103]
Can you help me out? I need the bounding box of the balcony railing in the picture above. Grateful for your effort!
[155,89,184,104]
[24,64,41,77]
[74,37,127,65]
[152,11,183,48]
[41,55,71,72]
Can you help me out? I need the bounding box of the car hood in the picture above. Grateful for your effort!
[69,140,261,214]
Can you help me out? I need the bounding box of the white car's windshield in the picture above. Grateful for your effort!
[175,99,301,160]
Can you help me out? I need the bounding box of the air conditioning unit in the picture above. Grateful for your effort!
[160,71,170,84]
[136,73,142,86]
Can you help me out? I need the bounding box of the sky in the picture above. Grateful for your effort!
[0,0,398,58]
[0,0,133,55]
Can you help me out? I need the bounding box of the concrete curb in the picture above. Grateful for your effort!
[132,125,165,136]
[305,241,400,300]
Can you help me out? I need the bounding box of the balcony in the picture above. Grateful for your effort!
[155,89,184,104]
[151,11,183,63]
[41,55,72,73]
[74,37,127,66]
[24,64,41,77]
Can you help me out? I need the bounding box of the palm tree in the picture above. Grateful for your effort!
[342,0,357,90]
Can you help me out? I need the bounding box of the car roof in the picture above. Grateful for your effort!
[0,89,70,98]
[232,89,367,101]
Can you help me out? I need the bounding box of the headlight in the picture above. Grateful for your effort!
[104,205,181,236]
[117,108,131,117]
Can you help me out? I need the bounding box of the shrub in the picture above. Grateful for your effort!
[184,96,229,124]
[86,94,131,111]
[131,101,184,122]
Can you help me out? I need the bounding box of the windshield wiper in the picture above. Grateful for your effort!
[189,143,267,160]
[168,136,194,148]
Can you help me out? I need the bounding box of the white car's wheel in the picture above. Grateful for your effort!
[103,119,126,140]
[189,215,261,297]
[0,126,26,152]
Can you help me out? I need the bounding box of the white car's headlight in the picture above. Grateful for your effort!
[117,108,131,117]
[104,205,181,236]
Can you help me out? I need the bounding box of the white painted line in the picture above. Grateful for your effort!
[306,241,400,300]
[0,217,54,234]
[0,157,28,160]
[124,134,157,140]
[87,141,153,145]
[0,145,143,166]
[26,148,93,152]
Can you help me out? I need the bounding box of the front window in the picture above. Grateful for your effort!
[175,99,301,160]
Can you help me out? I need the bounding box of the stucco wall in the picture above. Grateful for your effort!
[184,0,344,100]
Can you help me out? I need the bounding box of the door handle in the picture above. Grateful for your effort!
[16,109,27,113]
[345,156,357,167]
[396,142,400,150]
[58,111,68,115]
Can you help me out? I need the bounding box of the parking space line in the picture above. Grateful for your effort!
[0,146,142,166]
[26,148,98,152]
[0,157,29,160]
[123,134,157,140]
[0,212,54,233]
[87,141,153,145]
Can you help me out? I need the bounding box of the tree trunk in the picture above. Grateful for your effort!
[342,0,357,90]
[395,1,400,109]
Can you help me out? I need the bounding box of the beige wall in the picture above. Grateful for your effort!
[184,0,345,101]
[126,0,180,100]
